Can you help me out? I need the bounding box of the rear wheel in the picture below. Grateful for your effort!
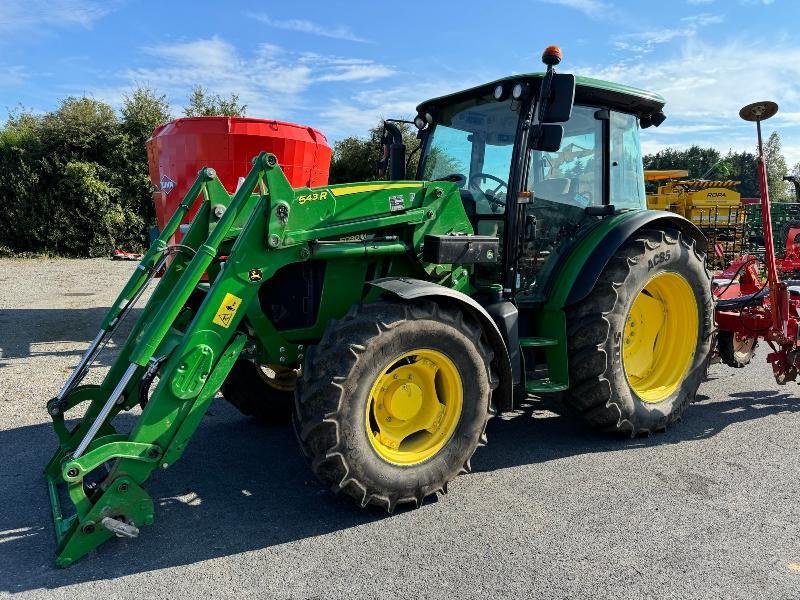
[563,228,714,434]
[294,301,495,511]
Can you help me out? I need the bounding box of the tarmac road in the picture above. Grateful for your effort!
[1,258,799,599]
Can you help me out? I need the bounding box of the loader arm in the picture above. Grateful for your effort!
[44,152,474,566]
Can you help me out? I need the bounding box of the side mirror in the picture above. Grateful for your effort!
[529,123,564,152]
[538,73,575,123]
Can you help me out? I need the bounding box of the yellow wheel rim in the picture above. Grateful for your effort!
[622,271,698,403]
[366,349,463,466]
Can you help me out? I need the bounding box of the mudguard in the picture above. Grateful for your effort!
[534,209,707,389]
[369,277,514,411]
[565,210,706,306]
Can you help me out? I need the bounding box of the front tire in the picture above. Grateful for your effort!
[563,228,714,435]
[294,301,495,511]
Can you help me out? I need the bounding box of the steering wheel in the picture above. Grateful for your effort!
[469,173,508,210]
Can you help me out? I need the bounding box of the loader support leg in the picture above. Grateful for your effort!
[49,334,247,567]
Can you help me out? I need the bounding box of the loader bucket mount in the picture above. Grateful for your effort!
[44,152,292,567]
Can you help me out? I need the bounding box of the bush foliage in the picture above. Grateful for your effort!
[1,89,797,257]
[0,87,242,257]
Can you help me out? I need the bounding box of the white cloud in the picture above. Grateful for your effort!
[108,37,395,121]
[251,14,371,43]
[0,65,28,87]
[314,78,483,138]
[538,0,613,19]
[0,0,110,33]
[614,13,723,53]
[301,55,396,82]
[585,38,800,165]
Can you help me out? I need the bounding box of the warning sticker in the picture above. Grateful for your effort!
[212,292,242,328]
[389,194,405,212]
[160,174,177,195]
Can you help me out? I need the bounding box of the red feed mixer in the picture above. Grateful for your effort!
[146,117,332,241]
[714,101,800,382]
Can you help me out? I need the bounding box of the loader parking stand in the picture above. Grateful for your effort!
[2,14,800,600]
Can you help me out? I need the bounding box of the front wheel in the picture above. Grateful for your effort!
[563,228,714,435]
[293,301,496,511]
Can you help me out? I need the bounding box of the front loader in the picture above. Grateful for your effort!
[45,46,714,566]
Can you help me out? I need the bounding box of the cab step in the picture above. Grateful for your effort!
[519,337,558,348]
[525,379,569,393]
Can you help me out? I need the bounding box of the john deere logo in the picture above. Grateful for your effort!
[160,174,177,195]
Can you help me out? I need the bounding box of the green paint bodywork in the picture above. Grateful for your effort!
[44,153,480,566]
[43,127,677,564]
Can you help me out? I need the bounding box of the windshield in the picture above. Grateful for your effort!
[420,93,521,217]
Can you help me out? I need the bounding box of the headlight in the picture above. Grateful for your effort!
[512,82,524,100]
[414,115,426,130]
[493,84,506,101]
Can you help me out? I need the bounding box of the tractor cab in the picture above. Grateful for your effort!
[413,52,667,300]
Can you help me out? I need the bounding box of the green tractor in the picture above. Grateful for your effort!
[44,46,714,566]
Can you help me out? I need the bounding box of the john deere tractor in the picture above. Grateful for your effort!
[44,46,714,566]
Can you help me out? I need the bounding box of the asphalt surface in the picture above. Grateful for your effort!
[1,258,800,599]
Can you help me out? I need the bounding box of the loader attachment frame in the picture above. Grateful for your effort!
[44,150,460,566]
[44,153,296,567]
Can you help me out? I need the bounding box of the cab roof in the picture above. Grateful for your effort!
[416,72,666,119]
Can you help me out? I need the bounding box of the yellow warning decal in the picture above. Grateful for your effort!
[331,183,418,197]
[212,292,242,329]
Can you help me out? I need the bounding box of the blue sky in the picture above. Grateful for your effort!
[1,0,798,166]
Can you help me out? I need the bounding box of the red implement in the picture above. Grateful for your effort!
[146,117,331,239]
[714,101,800,383]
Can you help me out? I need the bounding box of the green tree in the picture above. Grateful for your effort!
[724,150,759,198]
[0,92,167,257]
[764,131,790,202]
[183,86,246,117]
[120,87,171,145]
[116,87,173,246]
[329,120,422,184]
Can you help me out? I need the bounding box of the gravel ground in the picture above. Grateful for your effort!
[1,258,800,599]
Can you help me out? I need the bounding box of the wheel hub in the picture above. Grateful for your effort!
[366,350,463,465]
[622,271,699,403]
[385,382,424,420]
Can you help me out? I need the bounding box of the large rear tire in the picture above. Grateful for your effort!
[293,301,496,511]
[563,228,714,435]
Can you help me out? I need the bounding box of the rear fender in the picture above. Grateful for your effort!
[564,211,706,306]
[535,210,707,388]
